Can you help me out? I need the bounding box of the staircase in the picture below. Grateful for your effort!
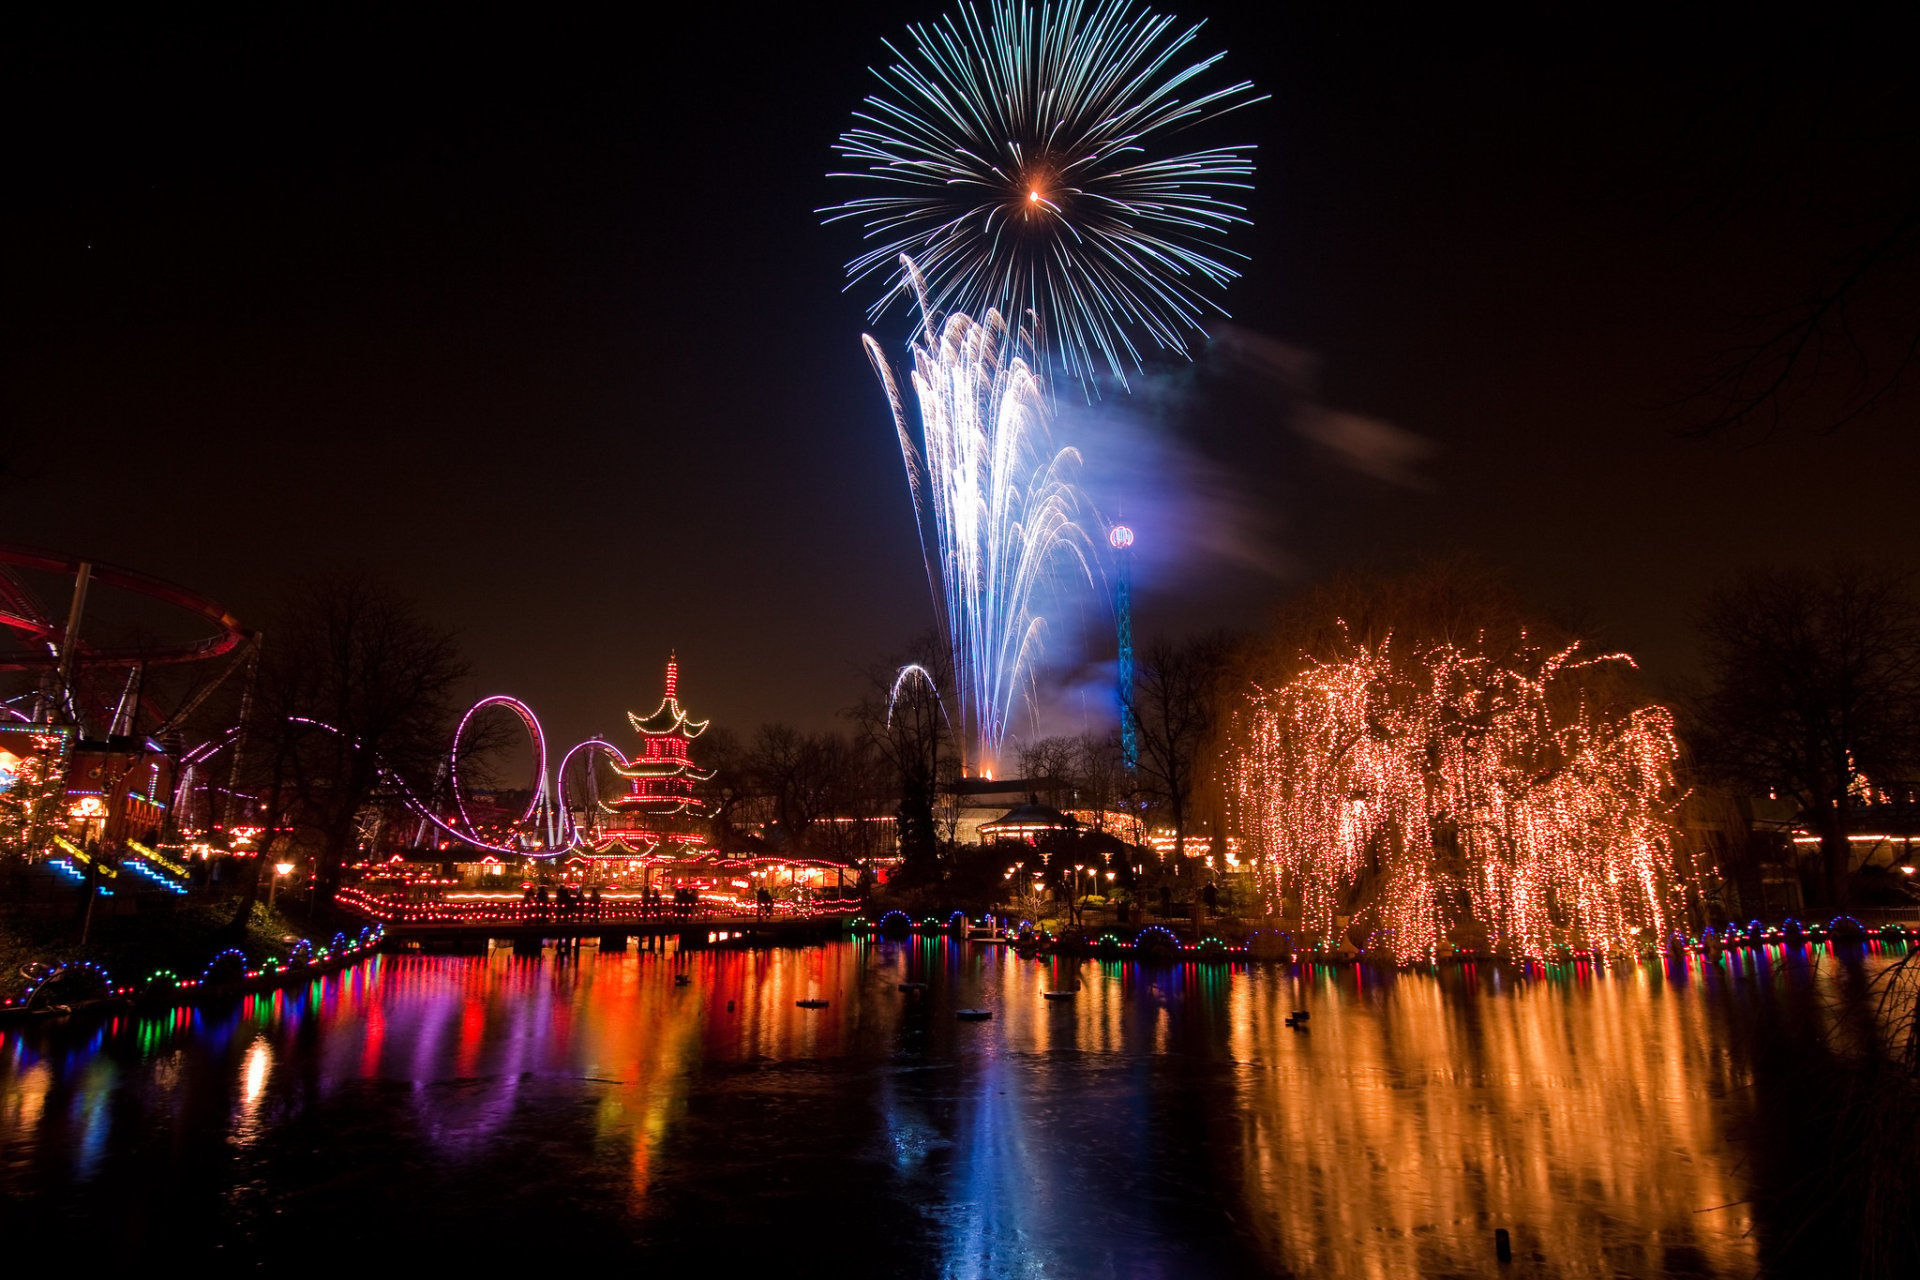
[34,837,191,906]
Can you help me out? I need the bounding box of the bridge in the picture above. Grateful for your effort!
[335,885,861,954]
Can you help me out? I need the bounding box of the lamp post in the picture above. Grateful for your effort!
[269,860,294,912]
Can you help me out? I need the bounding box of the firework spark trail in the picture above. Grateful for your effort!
[1228,630,1699,963]
[866,260,1093,775]
[826,0,1264,389]
[887,663,950,730]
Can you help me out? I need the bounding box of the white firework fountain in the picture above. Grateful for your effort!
[865,260,1093,777]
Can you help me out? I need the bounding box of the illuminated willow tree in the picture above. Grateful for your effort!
[1224,577,1701,962]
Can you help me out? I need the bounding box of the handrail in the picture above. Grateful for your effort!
[126,839,188,879]
[53,835,117,878]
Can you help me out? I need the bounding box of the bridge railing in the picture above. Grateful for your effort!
[335,884,859,928]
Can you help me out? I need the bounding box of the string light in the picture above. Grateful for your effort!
[1226,629,1701,962]
[843,915,1909,962]
[0,926,383,1013]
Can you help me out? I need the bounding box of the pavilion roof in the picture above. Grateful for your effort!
[613,758,716,782]
[629,652,709,738]
[980,800,1080,836]
[629,697,709,738]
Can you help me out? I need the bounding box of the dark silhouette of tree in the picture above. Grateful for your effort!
[1690,210,1920,438]
[1015,736,1078,809]
[806,735,892,867]
[1691,565,1920,907]
[1122,632,1234,868]
[850,637,954,885]
[1072,731,1130,836]
[698,725,752,849]
[230,575,474,924]
[747,724,836,851]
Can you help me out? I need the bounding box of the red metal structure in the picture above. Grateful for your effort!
[0,543,251,671]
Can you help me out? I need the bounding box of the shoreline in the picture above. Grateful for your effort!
[0,924,386,1023]
[7,912,1910,1028]
[851,911,1919,966]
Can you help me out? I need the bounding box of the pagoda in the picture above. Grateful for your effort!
[606,654,714,854]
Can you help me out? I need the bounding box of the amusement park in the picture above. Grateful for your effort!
[6,533,1916,971]
[0,543,882,955]
[6,3,1920,1275]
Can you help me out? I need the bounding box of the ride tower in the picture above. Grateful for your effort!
[605,654,714,857]
[1110,524,1137,772]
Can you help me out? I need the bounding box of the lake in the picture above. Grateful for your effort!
[0,936,1905,1276]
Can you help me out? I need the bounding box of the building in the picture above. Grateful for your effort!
[598,654,715,862]
[0,720,172,852]
[979,798,1080,843]
[65,734,172,847]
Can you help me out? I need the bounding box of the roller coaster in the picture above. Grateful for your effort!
[0,542,255,731]
[0,542,663,860]
[170,693,647,859]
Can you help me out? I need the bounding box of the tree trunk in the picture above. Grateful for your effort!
[1171,789,1187,879]
[1820,827,1853,909]
[228,850,266,932]
[228,765,287,932]
[318,810,358,907]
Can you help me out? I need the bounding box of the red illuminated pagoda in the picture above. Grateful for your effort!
[606,654,714,851]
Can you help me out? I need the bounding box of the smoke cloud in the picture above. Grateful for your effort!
[1017,326,1437,747]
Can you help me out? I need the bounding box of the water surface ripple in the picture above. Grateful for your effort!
[0,937,1898,1276]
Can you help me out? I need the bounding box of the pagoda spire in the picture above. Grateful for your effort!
[613,652,713,828]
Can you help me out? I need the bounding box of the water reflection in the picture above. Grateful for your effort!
[0,937,1905,1275]
[236,1035,272,1134]
[1222,963,1756,1277]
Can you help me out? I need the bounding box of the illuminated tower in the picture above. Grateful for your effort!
[1110,525,1137,771]
[608,654,714,849]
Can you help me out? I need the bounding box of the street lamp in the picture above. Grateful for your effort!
[269,860,294,911]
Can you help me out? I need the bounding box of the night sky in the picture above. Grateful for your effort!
[5,5,1913,754]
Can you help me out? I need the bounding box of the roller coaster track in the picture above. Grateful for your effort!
[175,698,631,859]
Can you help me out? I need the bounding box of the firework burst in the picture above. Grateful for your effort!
[865,260,1093,775]
[1227,627,1701,963]
[827,0,1263,389]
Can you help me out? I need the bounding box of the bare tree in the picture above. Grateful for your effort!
[1015,736,1078,808]
[1122,632,1235,868]
[1689,210,1920,437]
[807,735,892,867]
[747,724,860,852]
[698,724,753,848]
[747,724,814,847]
[1072,730,1130,836]
[850,638,955,885]
[1691,565,1920,907]
[231,575,474,922]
